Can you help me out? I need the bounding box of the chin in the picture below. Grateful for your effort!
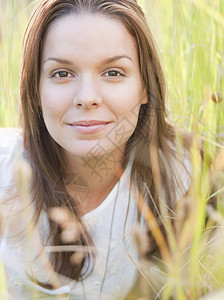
[63,139,125,160]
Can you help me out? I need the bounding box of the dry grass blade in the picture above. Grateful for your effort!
[0,260,7,300]
[133,182,171,265]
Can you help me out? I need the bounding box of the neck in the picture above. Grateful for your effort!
[64,148,126,215]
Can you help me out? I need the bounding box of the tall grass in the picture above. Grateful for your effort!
[0,0,224,299]
[141,0,224,156]
[138,1,224,299]
[0,0,33,127]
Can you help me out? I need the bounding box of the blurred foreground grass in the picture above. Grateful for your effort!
[0,0,224,299]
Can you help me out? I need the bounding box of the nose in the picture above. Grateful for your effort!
[73,75,102,109]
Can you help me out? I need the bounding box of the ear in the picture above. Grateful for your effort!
[141,88,148,104]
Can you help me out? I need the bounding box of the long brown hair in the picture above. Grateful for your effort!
[20,0,189,281]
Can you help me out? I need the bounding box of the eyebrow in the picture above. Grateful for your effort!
[43,57,73,65]
[43,55,133,65]
[100,55,133,64]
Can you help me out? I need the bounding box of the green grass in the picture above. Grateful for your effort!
[0,0,33,127]
[138,2,224,299]
[0,0,224,299]
[141,0,224,156]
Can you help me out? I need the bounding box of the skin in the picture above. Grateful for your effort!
[39,13,147,214]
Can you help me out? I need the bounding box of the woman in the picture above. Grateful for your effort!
[0,0,191,299]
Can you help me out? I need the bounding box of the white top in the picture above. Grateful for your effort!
[0,128,144,300]
[0,128,191,299]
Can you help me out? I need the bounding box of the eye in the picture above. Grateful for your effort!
[50,70,74,79]
[103,70,124,77]
[57,71,70,78]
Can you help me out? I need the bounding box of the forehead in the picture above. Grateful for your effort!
[41,13,138,63]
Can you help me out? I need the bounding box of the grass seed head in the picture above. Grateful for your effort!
[70,250,86,265]
[211,91,223,103]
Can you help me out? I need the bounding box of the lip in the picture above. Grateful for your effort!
[67,120,111,134]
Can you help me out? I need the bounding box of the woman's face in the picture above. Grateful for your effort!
[39,13,147,161]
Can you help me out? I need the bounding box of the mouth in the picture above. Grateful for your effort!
[67,120,111,134]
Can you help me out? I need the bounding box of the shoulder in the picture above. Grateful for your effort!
[0,127,23,166]
[0,128,24,196]
[0,127,23,152]
[0,126,23,147]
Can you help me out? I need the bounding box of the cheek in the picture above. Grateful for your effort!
[104,85,142,144]
[40,83,72,118]
[105,84,143,118]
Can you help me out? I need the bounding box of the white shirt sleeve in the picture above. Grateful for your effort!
[0,128,23,197]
